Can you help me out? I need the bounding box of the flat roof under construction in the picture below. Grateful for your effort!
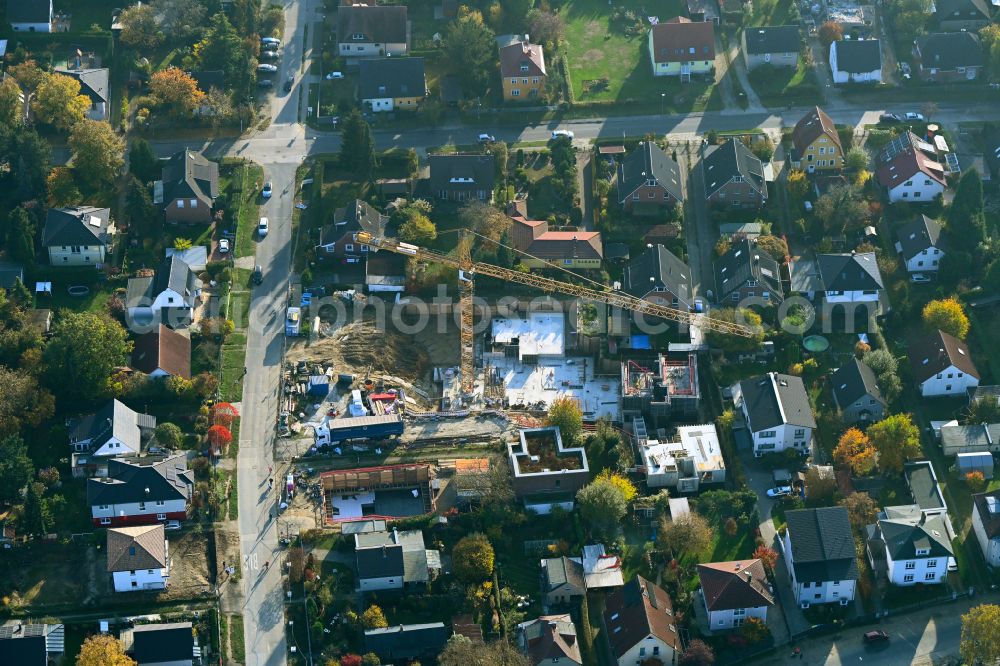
[492,314,565,358]
[494,356,621,420]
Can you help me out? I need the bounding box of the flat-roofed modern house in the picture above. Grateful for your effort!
[508,427,589,514]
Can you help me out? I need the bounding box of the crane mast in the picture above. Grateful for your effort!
[355,231,754,394]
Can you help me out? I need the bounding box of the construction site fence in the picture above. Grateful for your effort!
[405,409,473,419]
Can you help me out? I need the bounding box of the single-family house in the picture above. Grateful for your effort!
[790,106,844,172]
[829,39,883,83]
[904,461,948,516]
[508,427,590,514]
[687,0,720,23]
[337,5,409,58]
[156,151,219,224]
[604,576,681,666]
[830,357,886,424]
[68,400,157,478]
[815,252,887,318]
[123,622,196,666]
[132,324,191,379]
[782,507,858,607]
[541,556,586,606]
[500,40,547,100]
[508,212,603,269]
[42,206,115,266]
[428,153,495,202]
[517,615,582,666]
[358,57,426,113]
[315,199,388,263]
[914,32,984,81]
[866,504,954,586]
[88,454,194,527]
[741,25,800,70]
[703,138,768,209]
[0,622,64,665]
[364,623,448,663]
[622,244,691,310]
[895,215,947,274]
[616,142,683,212]
[7,0,52,32]
[126,255,202,329]
[365,252,408,293]
[909,329,981,397]
[697,559,775,630]
[934,0,991,31]
[107,524,170,592]
[648,17,716,80]
[54,67,109,121]
[971,490,1000,567]
[733,372,816,457]
[713,237,783,306]
[354,528,440,591]
[940,422,1000,456]
[875,132,948,203]
[642,424,726,491]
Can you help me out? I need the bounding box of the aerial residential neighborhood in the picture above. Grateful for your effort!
[3,0,1000,663]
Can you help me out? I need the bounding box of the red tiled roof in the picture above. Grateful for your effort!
[604,576,681,659]
[697,559,775,611]
[499,41,546,77]
[526,232,604,261]
[133,324,191,379]
[650,17,715,64]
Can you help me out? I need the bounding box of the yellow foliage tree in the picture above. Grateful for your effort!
[33,73,90,131]
[597,469,637,503]
[362,604,388,629]
[922,297,970,340]
[787,169,809,199]
[868,414,921,474]
[833,428,877,476]
[961,604,1000,666]
[150,68,206,116]
[77,635,136,666]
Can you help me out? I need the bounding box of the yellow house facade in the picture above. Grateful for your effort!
[791,106,844,172]
[499,41,547,101]
[648,17,716,80]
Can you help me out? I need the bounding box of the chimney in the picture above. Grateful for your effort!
[382,545,387,558]
[734,562,741,571]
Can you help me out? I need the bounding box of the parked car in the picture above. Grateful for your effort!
[904,112,924,121]
[164,520,182,531]
[551,129,574,140]
[478,133,496,143]
[258,79,274,88]
[766,486,793,498]
[284,74,294,92]
[325,71,344,80]
[879,113,901,123]
[258,217,269,238]
[257,64,278,74]
[262,181,273,199]
[261,37,280,46]
[218,238,230,254]
[863,630,890,644]
[910,273,931,283]
[260,50,280,61]
[252,265,263,285]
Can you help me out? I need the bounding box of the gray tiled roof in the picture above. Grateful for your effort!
[785,507,858,583]
[623,244,691,307]
[703,138,766,198]
[833,39,882,74]
[69,400,154,455]
[917,32,983,71]
[364,623,448,661]
[543,556,586,592]
[617,142,683,203]
[817,252,883,291]
[161,151,219,207]
[896,215,946,261]
[873,511,953,560]
[714,237,783,301]
[54,67,109,104]
[358,57,425,100]
[743,25,800,54]
[87,453,194,506]
[739,373,816,432]
[6,0,51,24]
[831,357,883,409]
[42,206,112,247]
[130,623,194,665]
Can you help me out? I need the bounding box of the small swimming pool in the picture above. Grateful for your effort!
[802,335,830,352]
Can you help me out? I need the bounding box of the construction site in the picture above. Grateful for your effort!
[320,463,438,524]
[619,351,702,426]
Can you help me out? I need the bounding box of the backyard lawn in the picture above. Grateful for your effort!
[748,59,819,107]
[562,0,721,111]
[750,0,799,26]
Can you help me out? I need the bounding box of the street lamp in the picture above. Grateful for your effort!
[661,92,666,115]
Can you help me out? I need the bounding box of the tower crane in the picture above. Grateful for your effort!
[355,231,754,394]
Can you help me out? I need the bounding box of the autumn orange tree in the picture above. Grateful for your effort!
[210,402,240,427]
[207,424,233,450]
[833,428,877,475]
[150,68,205,116]
[819,20,843,47]
[753,545,778,574]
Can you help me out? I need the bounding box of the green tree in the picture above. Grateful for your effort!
[194,13,242,87]
[704,308,766,353]
[814,184,869,235]
[840,492,879,531]
[452,533,495,583]
[443,12,496,96]
[43,312,133,401]
[4,128,51,201]
[965,397,1000,425]
[659,512,713,559]
[922,297,970,339]
[0,435,34,504]
[845,147,869,171]
[339,109,376,180]
[361,654,380,666]
[128,137,163,183]
[961,604,1000,666]
[69,120,126,188]
[23,482,51,535]
[33,73,91,131]
[0,367,55,438]
[118,3,163,49]
[123,175,160,237]
[438,635,529,666]
[46,166,82,208]
[868,413,921,473]
[398,208,437,245]
[546,396,583,444]
[949,169,986,251]
[361,605,388,629]
[0,77,22,126]
[230,0,261,35]
[577,478,628,538]
[406,148,419,178]
[156,0,207,45]
[154,423,184,449]
[7,207,36,264]
[527,9,566,48]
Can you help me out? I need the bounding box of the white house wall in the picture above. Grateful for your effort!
[919,366,979,397]
[972,509,1000,568]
